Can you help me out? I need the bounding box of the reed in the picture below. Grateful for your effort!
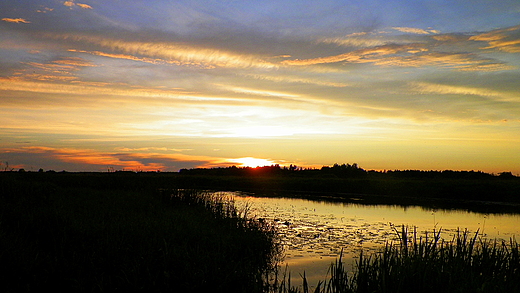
[275,226,520,293]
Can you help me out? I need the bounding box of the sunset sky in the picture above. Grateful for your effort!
[1,0,520,173]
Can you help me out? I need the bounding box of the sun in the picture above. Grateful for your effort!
[232,157,275,168]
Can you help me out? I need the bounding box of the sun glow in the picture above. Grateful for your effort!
[231,157,276,168]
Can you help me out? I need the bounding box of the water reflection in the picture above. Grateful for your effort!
[229,192,520,285]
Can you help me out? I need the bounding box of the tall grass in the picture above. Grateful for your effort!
[0,175,282,292]
[275,226,520,293]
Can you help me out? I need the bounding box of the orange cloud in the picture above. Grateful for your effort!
[63,1,93,9]
[3,146,262,171]
[469,25,520,53]
[282,44,429,66]
[76,3,93,9]
[12,57,96,83]
[52,57,97,67]
[68,49,183,66]
[1,18,30,23]
[283,43,512,72]
[46,33,278,69]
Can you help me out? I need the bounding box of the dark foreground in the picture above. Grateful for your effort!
[0,172,280,292]
[1,171,520,292]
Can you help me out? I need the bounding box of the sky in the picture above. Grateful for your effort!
[1,0,520,173]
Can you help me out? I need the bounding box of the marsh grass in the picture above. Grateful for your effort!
[0,174,281,292]
[277,226,520,293]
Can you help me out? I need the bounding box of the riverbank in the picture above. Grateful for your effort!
[8,171,518,214]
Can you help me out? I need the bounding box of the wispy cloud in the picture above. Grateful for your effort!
[411,82,518,103]
[45,33,278,69]
[282,39,513,71]
[68,49,184,66]
[63,1,92,9]
[392,27,439,35]
[1,18,30,23]
[470,25,520,53]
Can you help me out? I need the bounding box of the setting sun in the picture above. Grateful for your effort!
[232,157,276,168]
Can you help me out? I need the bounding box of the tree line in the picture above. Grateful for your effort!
[179,163,518,179]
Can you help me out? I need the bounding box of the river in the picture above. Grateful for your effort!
[228,192,520,285]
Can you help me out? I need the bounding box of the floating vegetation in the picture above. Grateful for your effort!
[272,226,520,293]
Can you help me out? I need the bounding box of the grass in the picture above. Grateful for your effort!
[0,173,282,292]
[275,226,520,293]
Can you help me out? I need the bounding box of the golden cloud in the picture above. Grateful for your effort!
[52,57,97,67]
[246,74,349,87]
[469,25,520,53]
[47,33,278,69]
[0,78,192,99]
[63,1,93,9]
[392,27,439,35]
[282,44,429,66]
[68,49,183,66]
[283,42,512,72]
[411,82,517,102]
[1,18,30,23]
[76,3,93,9]
[13,57,97,83]
[320,36,387,48]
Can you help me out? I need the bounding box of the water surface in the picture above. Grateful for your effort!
[229,192,520,284]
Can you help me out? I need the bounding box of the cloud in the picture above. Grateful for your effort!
[245,73,349,88]
[36,7,54,13]
[282,43,429,66]
[282,41,513,72]
[76,3,93,9]
[0,78,195,104]
[392,27,439,35]
[8,57,97,83]
[411,82,518,102]
[1,18,31,24]
[470,25,520,53]
[68,49,184,66]
[0,146,265,171]
[45,33,277,69]
[63,1,92,9]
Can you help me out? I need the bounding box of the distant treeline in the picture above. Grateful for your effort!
[180,163,517,179]
[2,166,520,212]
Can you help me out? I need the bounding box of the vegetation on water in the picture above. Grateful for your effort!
[0,173,281,292]
[273,226,520,293]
